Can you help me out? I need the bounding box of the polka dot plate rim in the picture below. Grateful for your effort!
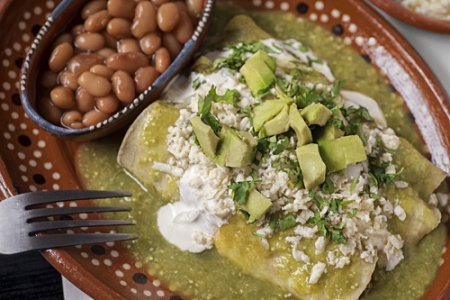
[0,0,449,299]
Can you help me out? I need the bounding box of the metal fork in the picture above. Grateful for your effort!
[0,190,136,255]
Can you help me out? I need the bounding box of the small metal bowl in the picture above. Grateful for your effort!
[20,0,215,141]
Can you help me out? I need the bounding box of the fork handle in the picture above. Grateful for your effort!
[0,155,15,200]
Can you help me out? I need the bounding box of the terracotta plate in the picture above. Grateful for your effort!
[0,0,449,299]
[369,0,450,34]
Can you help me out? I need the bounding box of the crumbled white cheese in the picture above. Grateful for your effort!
[309,262,327,284]
[380,128,400,150]
[394,205,406,221]
[394,181,409,189]
[315,236,327,255]
[437,193,449,208]
[294,225,318,239]
[153,162,183,177]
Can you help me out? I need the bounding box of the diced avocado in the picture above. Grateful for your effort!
[216,127,256,167]
[261,104,290,137]
[296,144,326,190]
[241,190,272,221]
[192,56,213,73]
[317,124,344,142]
[237,131,258,148]
[252,98,293,132]
[319,135,367,173]
[190,116,220,158]
[240,50,276,96]
[289,104,312,146]
[301,103,332,126]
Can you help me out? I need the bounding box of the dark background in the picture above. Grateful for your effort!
[0,252,63,299]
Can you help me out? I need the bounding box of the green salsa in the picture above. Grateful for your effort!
[75,5,446,300]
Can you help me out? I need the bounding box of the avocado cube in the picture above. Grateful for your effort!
[301,103,332,126]
[241,190,272,221]
[261,104,290,137]
[216,127,256,167]
[289,104,312,147]
[252,98,292,132]
[319,135,367,173]
[190,116,220,158]
[296,144,326,190]
[240,50,276,96]
[317,124,344,142]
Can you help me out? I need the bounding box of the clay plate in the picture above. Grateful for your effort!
[0,0,448,299]
[369,0,450,34]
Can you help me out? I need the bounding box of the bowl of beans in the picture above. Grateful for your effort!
[20,0,214,140]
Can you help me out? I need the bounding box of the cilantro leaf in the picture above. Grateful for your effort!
[279,215,297,231]
[198,87,222,134]
[229,180,256,205]
[212,42,271,71]
[216,89,240,105]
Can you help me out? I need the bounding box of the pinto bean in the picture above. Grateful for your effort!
[84,10,111,32]
[174,11,194,43]
[90,64,114,79]
[107,18,132,39]
[96,47,116,58]
[131,1,157,38]
[134,66,159,93]
[139,33,161,55]
[53,33,73,47]
[96,95,120,113]
[151,0,170,5]
[62,110,83,128]
[40,97,62,124]
[107,0,136,19]
[82,110,109,127]
[78,71,112,97]
[157,3,181,32]
[162,33,181,58]
[76,87,96,112]
[111,70,135,103]
[187,0,203,17]
[49,42,74,72]
[50,86,75,109]
[58,71,79,90]
[103,32,118,49]
[106,52,149,73]
[71,24,86,37]
[154,47,171,73]
[81,0,107,19]
[75,33,105,51]
[117,39,141,53]
[67,53,104,76]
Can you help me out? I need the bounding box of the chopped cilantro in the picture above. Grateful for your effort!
[267,214,297,231]
[212,42,271,71]
[228,180,256,205]
[279,215,297,231]
[321,177,336,194]
[215,89,240,105]
[298,44,309,53]
[347,209,358,217]
[350,177,359,193]
[369,158,404,186]
[192,78,203,90]
[308,212,347,244]
[252,232,265,238]
[269,214,279,230]
[198,87,222,134]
